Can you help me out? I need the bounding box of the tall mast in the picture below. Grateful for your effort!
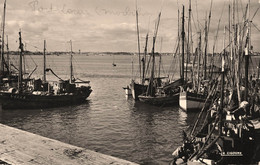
[158,37,163,78]
[244,0,250,101]
[149,36,156,96]
[147,12,161,96]
[131,54,133,80]
[178,8,181,78]
[18,31,23,92]
[258,60,260,79]
[186,0,191,81]
[43,40,46,82]
[136,6,142,83]
[70,40,73,83]
[142,33,148,84]
[248,0,251,52]
[203,1,212,80]
[181,5,185,81]
[219,26,226,135]
[203,17,208,80]
[0,0,6,75]
[229,4,233,86]
[6,35,9,73]
[197,31,201,91]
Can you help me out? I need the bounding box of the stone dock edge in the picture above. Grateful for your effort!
[0,123,139,165]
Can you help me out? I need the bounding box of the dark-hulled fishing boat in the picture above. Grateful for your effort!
[0,31,92,109]
[127,7,148,101]
[138,8,185,106]
[130,79,147,100]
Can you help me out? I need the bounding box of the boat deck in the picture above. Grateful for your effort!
[0,123,138,165]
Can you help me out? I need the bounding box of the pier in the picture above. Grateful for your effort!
[0,123,138,165]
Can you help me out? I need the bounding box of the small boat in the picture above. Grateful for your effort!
[112,54,116,66]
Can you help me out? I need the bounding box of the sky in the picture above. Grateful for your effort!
[0,0,260,53]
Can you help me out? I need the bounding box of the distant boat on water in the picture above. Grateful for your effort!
[112,54,116,66]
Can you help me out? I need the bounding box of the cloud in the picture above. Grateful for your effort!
[0,0,259,52]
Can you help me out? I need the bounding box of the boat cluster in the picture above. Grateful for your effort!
[124,0,260,164]
[0,31,92,109]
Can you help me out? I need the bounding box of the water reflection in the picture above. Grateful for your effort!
[178,109,199,130]
[0,102,90,141]
[125,101,182,164]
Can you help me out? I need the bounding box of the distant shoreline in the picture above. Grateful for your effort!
[7,51,260,56]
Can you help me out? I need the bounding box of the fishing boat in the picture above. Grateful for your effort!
[179,0,206,112]
[179,86,210,112]
[127,7,148,101]
[138,8,185,106]
[0,32,92,109]
[179,0,221,112]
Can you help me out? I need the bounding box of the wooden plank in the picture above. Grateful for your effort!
[0,124,138,165]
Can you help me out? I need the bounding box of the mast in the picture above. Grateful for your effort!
[176,8,182,77]
[186,0,191,81]
[178,8,181,78]
[203,1,212,80]
[158,37,163,78]
[70,40,73,83]
[149,36,156,96]
[229,4,233,86]
[136,6,142,83]
[6,35,9,73]
[181,5,185,81]
[258,60,260,79]
[203,17,208,80]
[18,31,23,92]
[147,12,161,96]
[142,33,148,84]
[0,0,6,75]
[43,40,46,82]
[197,31,201,91]
[244,0,250,101]
[219,26,225,135]
[131,54,134,80]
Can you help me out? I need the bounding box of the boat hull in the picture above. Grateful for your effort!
[123,87,132,95]
[0,90,92,109]
[138,93,179,106]
[179,90,209,112]
[130,80,147,101]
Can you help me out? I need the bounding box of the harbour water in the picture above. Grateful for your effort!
[0,54,259,164]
